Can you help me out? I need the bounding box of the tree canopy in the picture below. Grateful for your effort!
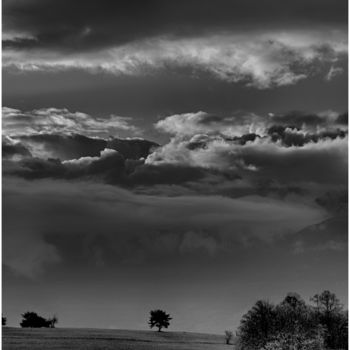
[20,312,58,328]
[148,309,172,332]
[236,291,347,350]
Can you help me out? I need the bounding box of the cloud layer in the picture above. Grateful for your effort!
[3,31,347,88]
[3,107,347,193]
[2,107,140,138]
[3,177,326,277]
[2,106,347,279]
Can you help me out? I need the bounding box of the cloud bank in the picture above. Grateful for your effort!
[3,32,347,88]
[3,177,326,277]
[2,107,140,138]
[2,106,347,278]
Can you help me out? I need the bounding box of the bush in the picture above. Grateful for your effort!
[263,325,325,350]
[20,312,58,328]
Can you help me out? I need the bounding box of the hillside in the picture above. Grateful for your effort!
[2,327,233,350]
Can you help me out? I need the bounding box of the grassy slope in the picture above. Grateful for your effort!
[2,327,233,350]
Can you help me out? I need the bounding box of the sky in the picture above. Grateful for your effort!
[2,0,348,333]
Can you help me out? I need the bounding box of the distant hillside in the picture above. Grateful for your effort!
[3,327,234,350]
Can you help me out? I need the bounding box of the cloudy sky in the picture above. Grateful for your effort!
[2,0,348,333]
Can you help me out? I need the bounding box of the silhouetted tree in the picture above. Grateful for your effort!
[311,290,342,314]
[311,290,348,349]
[20,312,50,328]
[237,291,348,350]
[148,309,172,332]
[236,300,276,349]
[224,330,233,344]
[2,316,7,326]
[275,293,317,336]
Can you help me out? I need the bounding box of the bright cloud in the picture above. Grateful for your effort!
[2,107,140,138]
[3,30,347,88]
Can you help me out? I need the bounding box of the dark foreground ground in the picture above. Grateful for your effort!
[2,327,233,350]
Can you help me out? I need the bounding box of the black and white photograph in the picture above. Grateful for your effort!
[2,0,348,349]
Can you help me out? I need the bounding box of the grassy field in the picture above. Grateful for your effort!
[2,327,234,350]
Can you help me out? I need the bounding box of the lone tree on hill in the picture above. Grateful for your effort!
[148,309,172,332]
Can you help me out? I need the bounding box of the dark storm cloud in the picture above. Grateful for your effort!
[266,125,347,147]
[3,177,326,277]
[3,2,347,88]
[3,147,240,192]
[3,0,347,51]
[336,112,348,125]
[290,214,347,255]
[315,191,348,214]
[148,110,348,189]
[3,108,347,195]
[2,136,32,160]
[14,133,158,161]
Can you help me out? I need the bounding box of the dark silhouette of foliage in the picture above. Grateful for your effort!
[20,312,58,328]
[275,293,317,337]
[237,291,348,350]
[2,316,7,326]
[311,290,342,314]
[237,300,276,349]
[148,309,172,332]
[311,290,348,349]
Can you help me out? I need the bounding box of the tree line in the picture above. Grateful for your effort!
[2,290,347,350]
[235,290,348,350]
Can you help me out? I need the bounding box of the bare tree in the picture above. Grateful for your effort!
[224,330,233,344]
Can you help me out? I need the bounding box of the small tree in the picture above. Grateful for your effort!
[148,309,172,332]
[46,315,58,328]
[2,316,7,326]
[224,330,233,344]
